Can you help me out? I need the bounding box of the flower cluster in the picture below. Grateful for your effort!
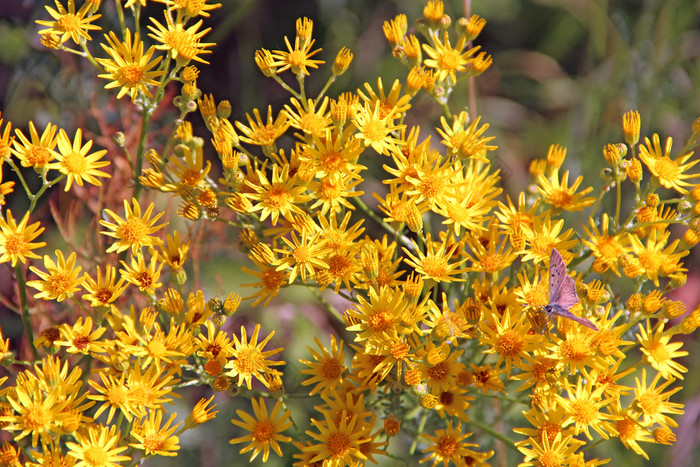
[0,0,697,465]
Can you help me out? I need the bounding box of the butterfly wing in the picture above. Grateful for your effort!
[548,305,598,331]
[548,248,567,304]
[556,275,579,310]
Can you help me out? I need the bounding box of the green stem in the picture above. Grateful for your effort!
[15,263,38,360]
[409,411,428,455]
[469,419,519,451]
[131,108,152,200]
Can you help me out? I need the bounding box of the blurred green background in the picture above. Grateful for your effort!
[1,0,700,465]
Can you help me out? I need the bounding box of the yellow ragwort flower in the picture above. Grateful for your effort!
[36,0,102,45]
[638,134,699,194]
[65,424,131,466]
[27,250,83,302]
[225,324,285,389]
[148,14,214,65]
[0,210,46,267]
[131,410,181,457]
[97,30,165,101]
[11,121,58,170]
[230,397,293,462]
[100,198,167,254]
[48,128,110,191]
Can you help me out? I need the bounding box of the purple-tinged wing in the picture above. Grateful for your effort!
[548,248,567,304]
[549,306,599,331]
[555,275,579,310]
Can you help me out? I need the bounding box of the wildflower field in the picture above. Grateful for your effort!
[1,0,700,466]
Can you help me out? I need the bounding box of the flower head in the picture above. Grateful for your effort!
[230,398,293,462]
[100,198,167,254]
[0,210,46,267]
[48,128,110,191]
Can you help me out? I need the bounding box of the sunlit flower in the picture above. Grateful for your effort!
[65,424,130,466]
[230,397,293,462]
[537,169,595,211]
[638,134,699,194]
[352,101,406,156]
[299,336,347,396]
[56,316,107,355]
[97,30,165,101]
[632,369,684,428]
[36,0,102,45]
[636,321,688,380]
[422,31,479,84]
[11,121,58,170]
[148,14,214,65]
[420,420,478,467]
[403,233,468,284]
[0,210,46,267]
[119,253,164,295]
[131,409,181,456]
[271,31,324,76]
[236,105,290,148]
[48,128,110,191]
[100,198,167,254]
[225,324,285,389]
[27,250,83,302]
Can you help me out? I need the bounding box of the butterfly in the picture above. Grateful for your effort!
[544,248,598,331]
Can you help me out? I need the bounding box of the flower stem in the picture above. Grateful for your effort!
[14,263,38,360]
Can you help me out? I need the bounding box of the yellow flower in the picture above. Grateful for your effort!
[636,321,688,380]
[225,324,285,390]
[582,214,627,276]
[235,105,290,148]
[520,215,577,265]
[27,250,83,302]
[271,31,324,76]
[420,420,478,467]
[0,210,46,267]
[36,0,102,46]
[241,257,288,306]
[308,172,363,216]
[119,253,164,294]
[156,230,190,272]
[283,97,333,138]
[88,371,139,423]
[627,229,687,286]
[357,78,412,120]
[100,198,167,254]
[148,14,214,65]
[303,411,368,466]
[555,377,616,440]
[159,0,222,18]
[537,169,595,211]
[437,112,497,161]
[230,398,293,462]
[65,424,131,466]
[612,410,654,460]
[403,233,468,284]
[416,342,465,394]
[352,101,406,156]
[97,30,165,101]
[275,230,329,283]
[633,369,684,428]
[48,128,110,191]
[422,30,479,84]
[479,306,538,376]
[469,363,506,394]
[299,336,347,396]
[131,409,181,456]
[11,121,58,170]
[81,265,128,308]
[304,128,366,179]
[56,316,107,355]
[346,286,410,351]
[638,134,699,194]
[244,164,310,225]
[517,432,582,467]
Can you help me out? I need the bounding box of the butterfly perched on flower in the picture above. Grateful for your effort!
[544,248,598,331]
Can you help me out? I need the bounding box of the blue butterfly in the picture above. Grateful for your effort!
[544,248,598,331]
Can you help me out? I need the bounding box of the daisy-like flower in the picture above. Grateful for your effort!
[156,230,190,272]
[271,32,324,76]
[422,30,479,84]
[275,230,329,283]
[304,128,366,179]
[88,371,139,423]
[148,14,214,65]
[100,198,167,254]
[465,231,517,274]
[225,324,285,389]
[97,30,165,102]
[81,265,128,308]
[537,169,595,211]
[638,133,699,194]
[517,432,582,467]
[27,250,83,302]
[0,210,46,267]
[416,342,465,394]
[632,369,684,428]
[437,112,497,161]
[0,164,16,205]
[159,0,222,18]
[167,145,211,190]
[555,377,617,440]
[56,316,107,355]
[283,97,333,138]
[36,0,102,46]
[119,253,164,295]
[346,286,410,352]
[479,306,538,377]
[230,397,293,462]
[244,164,310,225]
[130,410,181,457]
[65,424,131,466]
[403,233,468,285]
[627,229,687,286]
[519,215,577,265]
[636,321,688,380]
[308,172,364,216]
[352,101,406,156]
[420,420,479,467]
[582,213,627,275]
[357,78,412,120]
[299,336,347,396]
[0,116,14,160]
[469,363,506,394]
[236,105,290,148]
[303,411,368,466]
[11,121,58,170]
[612,410,655,460]
[48,128,110,191]
[241,257,288,307]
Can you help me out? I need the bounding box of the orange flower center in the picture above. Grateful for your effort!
[253,420,275,442]
[437,434,457,457]
[427,360,449,382]
[62,151,86,174]
[496,330,523,357]
[121,64,144,85]
[57,14,80,32]
[327,432,351,458]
